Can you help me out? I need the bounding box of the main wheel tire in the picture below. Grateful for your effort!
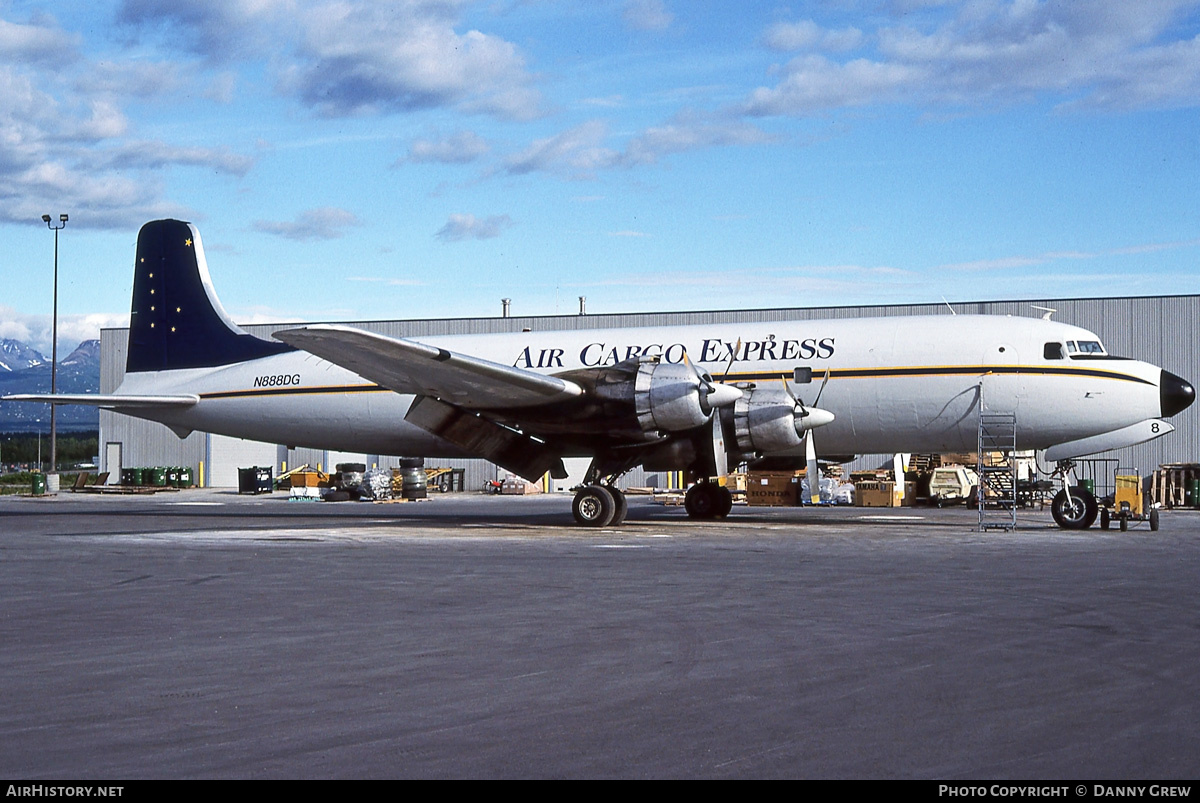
[715,486,733,518]
[684,483,720,519]
[609,487,628,526]
[573,485,616,527]
[1051,486,1098,530]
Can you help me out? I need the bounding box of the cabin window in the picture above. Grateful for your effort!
[1044,342,1065,360]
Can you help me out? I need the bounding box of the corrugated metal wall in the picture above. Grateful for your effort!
[99,294,1200,487]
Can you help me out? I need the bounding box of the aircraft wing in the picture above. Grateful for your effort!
[2,393,199,408]
[273,324,584,409]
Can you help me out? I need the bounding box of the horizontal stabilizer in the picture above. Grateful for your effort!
[1044,418,1174,461]
[274,324,583,409]
[2,393,199,408]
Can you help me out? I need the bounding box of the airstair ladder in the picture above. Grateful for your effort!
[977,411,1018,531]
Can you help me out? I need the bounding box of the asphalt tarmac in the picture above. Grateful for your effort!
[1,489,1197,779]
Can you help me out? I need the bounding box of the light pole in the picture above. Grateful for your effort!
[42,213,67,477]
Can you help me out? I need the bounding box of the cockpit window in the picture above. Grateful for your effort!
[1044,342,1065,360]
[1065,338,1108,357]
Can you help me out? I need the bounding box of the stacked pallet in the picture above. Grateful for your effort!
[1150,463,1200,508]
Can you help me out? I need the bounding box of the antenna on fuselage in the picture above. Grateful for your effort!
[1031,305,1056,320]
[941,297,957,315]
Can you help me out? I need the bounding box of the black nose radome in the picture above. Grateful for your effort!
[1161,370,1195,418]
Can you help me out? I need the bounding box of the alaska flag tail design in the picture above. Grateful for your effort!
[127,219,293,373]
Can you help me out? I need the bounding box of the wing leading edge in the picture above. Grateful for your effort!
[273,324,583,409]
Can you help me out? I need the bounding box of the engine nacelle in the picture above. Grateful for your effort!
[733,386,804,453]
[634,360,713,433]
[732,385,835,454]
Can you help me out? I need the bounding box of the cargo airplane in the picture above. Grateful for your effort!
[6,219,1194,529]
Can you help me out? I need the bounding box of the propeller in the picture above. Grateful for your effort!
[779,367,833,430]
[781,368,833,505]
[684,350,741,413]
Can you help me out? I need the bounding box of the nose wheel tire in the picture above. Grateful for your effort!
[1051,486,1098,530]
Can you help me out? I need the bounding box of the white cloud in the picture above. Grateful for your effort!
[619,111,775,166]
[0,306,129,356]
[0,10,257,229]
[282,3,542,120]
[937,238,1200,272]
[97,141,254,176]
[744,54,928,115]
[117,0,286,62]
[435,213,514,242]
[504,120,617,178]
[403,131,490,165]
[622,0,674,32]
[119,1,543,120]
[747,0,1200,116]
[763,20,863,53]
[503,113,774,177]
[0,15,79,65]
[252,207,362,241]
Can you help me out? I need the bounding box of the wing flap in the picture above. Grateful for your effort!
[273,324,583,409]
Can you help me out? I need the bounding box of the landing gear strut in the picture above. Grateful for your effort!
[572,484,628,527]
[684,480,733,520]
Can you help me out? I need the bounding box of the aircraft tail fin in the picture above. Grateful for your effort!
[127,219,292,373]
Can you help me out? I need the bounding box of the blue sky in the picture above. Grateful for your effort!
[1,0,1199,354]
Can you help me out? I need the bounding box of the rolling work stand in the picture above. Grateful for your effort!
[977,412,1018,531]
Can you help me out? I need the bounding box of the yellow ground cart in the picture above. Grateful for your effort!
[1099,468,1160,531]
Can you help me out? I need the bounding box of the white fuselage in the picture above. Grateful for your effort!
[114,314,1166,459]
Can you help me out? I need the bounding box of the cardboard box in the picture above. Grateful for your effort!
[501,477,542,495]
[856,480,900,507]
[291,470,329,488]
[746,471,801,506]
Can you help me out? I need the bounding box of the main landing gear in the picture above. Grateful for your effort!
[572,484,628,527]
[684,480,733,520]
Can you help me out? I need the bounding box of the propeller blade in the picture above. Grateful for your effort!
[718,338,741,381]
[805,430,820,505]
[780,375,800,406]
[812,367,831,407]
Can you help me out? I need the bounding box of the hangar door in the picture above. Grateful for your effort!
[207,434,279,488]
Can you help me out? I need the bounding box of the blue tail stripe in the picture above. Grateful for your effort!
[126,219,294,373]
